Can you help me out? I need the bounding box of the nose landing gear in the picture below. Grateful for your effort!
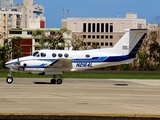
[6,72,13,84]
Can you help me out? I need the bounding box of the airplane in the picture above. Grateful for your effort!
[5,29,147,84]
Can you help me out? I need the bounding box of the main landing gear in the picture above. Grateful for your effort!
[6,72,13,84]
[51,75,63,84]
[6,72,63,85]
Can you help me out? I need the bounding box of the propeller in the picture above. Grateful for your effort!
[17,57,20,73]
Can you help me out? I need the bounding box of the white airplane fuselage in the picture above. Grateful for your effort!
[4,29,147,84]
[5,49,134,74]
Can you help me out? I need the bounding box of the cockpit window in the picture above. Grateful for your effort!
[33,51,39,57]
[41,52,46,57]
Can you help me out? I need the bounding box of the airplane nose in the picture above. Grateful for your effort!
[5,62,10,68]
[5,61,14,68]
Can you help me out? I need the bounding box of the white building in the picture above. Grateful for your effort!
[0,0,45,46]
[62,13,147,48]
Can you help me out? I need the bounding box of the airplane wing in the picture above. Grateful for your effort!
[45,58,72,71]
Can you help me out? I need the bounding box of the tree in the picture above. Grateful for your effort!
[0,39,12,68]
[32,29,69,50]
[12,36,23,59]
[32,29,49,50]
[71,35,88,50]
[149,38,160,69]
[71,34,101,50]
[47,29,67,50]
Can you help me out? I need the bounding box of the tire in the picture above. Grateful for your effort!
[51,79,56,84]
[57,79,63,84]
[6,77,13,84]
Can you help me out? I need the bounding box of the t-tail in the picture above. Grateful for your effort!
[97,29,147,57]
[91,29,148,66]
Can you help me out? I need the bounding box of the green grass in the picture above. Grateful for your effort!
[1,72,160,79]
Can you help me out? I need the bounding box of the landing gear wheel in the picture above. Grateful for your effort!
[51,79,56,84]
[57,79,63,84]
[6,77,13,84]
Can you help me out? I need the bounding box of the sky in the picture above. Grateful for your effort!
[14,0,160,28]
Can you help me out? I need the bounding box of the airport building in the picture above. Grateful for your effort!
[0,0,45,46]
[62,13,147,49]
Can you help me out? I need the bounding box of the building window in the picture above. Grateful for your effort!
[101,42,104,46]
[25,21,27,25]
[110,35,113,39]
[83,23,86,32]
[110,23,113,32]
[110,42,113,46]
[88,35,91,39]
[35,47,40,50]
[138,24,142,29]
[105,35,108,39]
[9,14,12,18]
[92,35,95,39]
[97,23,100,32]
[83,35,86,39]
[92,23,95,32]
[105,23,108,32]
[9,31,22,34]
[35,39,39,43]
[27,31,32,35]
[97,35,100,39]
[105,42,108,46]
[101,23,104,32]
[101,35,104,39]
[88,23,91,32]
[87,42,91,46]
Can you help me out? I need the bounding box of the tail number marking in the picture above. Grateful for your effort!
[76,63,92,68]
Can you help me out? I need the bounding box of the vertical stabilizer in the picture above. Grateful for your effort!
[98,29,147,56]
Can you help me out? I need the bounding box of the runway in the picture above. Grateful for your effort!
[0,78,160,116]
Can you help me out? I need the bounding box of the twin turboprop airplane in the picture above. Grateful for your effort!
[5,29,147,84]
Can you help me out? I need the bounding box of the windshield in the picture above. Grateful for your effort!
[33,51,39,57]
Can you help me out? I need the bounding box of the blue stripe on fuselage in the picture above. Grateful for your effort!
[12,55,131,69]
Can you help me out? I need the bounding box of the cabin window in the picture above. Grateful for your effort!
[85,54,90,58]
[58,53,63,58]
[33,51,39,57]
[64,53,69,58]
[52,53,56,57]
[41,53,46,57]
